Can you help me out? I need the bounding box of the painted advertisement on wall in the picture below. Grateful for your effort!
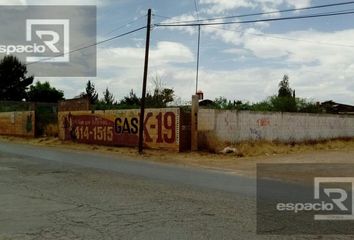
[58,108,180,151]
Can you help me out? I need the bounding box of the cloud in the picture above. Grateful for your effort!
[0,0,26,4]
[158,14,198,35]
[242,29,354,67]
[0,0,99,5]
[193,27,354,104]
[98,41,194,69]
[55,27,354,105]
[52,41,195,101]
[20,0,353,105]
[285,0,311,9]
[199,0,255,14]
[198,0,312,15]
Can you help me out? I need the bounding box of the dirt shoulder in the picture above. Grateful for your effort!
[1,136,354,182]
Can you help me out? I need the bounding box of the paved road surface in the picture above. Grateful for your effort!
[0,142,351,239]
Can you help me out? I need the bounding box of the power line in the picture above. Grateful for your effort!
[206,25,354,49]
[155,1,354,25]
[153,8,353,28]
[26,26,146,66]
[103,14,147,37]
[155,10,354,27]
[71,14,147,50]
[153,14,173,20]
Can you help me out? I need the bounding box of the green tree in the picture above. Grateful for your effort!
[120,78,175,108]
[80,80,98,104]
[146,88,174,108]
[213,98,252,110]
[234,100,252,110]
[296,98,323,113]
[214,97,229,109]
[271,95,297,112]
[272,75,297,112]
[145,77,174,108]
[250,98,274,112]
[0,55,34,101]
[278,74,292,97]
[27,81,64,103]
[120,89,140,107]
[102,87,115,105]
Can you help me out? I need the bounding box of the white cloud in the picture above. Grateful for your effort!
[159,14,197,35]
[198,0,312,15]
[199,0,255,14]
[21,0,353,105]
[58,41,196,101]
[57,27,354,105]
[285,0,311,9]
[0,0,26,4]
[98,41,194,69]
[0,0,99,5]
[242,29,354,68]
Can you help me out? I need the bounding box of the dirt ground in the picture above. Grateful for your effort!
[1,136,354,184]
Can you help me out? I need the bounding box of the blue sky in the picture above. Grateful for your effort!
[3,0,354,104]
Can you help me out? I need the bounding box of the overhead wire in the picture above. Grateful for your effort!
[155,10,354,27]
[103,14,147,37]
[154,1,354,25]
[26,26,146,66]
[206,25,354,48]
[25,2,354,66]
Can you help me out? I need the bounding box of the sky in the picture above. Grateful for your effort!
[1,0,354,104]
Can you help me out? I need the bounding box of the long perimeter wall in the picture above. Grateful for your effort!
[198,109,354,149]
[0,111,35,137]
[58,108,189,151]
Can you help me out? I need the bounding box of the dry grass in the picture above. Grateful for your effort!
[233,138,354,157]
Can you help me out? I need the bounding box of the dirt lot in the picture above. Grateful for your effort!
[1,136,354,183]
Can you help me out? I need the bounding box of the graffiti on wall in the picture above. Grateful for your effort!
[250,128,262,139]
[257,117,271,127]
[59,109,180,151]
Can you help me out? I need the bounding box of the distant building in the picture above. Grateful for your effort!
[321,101,354,114]
[59,97,90,112]
[199,99,215,108]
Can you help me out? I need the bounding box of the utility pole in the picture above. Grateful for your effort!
[195,25,201,93]
[138,9,152,154]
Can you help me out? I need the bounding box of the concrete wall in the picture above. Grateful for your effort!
[198,109,354,149]
[0,111,35,137]
[58,108,185,151]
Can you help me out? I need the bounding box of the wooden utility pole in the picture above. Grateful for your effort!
[196,25,201,93]
[138,9,152,154]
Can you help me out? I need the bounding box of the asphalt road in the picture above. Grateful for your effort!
[0,141,351,240]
